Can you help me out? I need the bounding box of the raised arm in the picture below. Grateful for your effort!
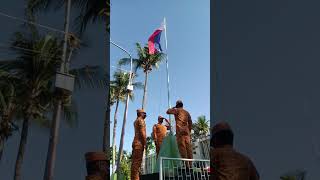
[166,107,177,115]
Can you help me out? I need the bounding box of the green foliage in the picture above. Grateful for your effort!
[26,0,107,35]
[111,147,131,180]
[280,170,306,180]
[192,115,210,139]
[110,71,143,105]
[118,43,166,74]
[119,151,131,180]
[146,136,155,155]
[280,176,297,180]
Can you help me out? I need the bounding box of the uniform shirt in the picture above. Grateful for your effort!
[132,117,146,148]
[166,107,192,136]
[211,146,259,180]
[152,123,167,143]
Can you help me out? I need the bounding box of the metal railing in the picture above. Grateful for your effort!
[159,157,210,180]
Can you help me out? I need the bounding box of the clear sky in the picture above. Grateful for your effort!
[110,0,210,153]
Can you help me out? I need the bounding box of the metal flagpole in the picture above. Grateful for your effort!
[163,17,174,133]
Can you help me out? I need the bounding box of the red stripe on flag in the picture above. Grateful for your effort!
[148,29,162,54]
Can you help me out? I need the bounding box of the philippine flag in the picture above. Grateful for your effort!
[148,23,164,54]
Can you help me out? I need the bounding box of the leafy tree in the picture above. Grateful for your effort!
[146,136,155,156]
[110,71,142,173]
[0,30,102,180]
[192,115,210,139]
[119,43,165,110]
[0,71,20,161]
[119,150,132,180]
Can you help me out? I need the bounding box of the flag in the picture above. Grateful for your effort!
[148,23,164,54]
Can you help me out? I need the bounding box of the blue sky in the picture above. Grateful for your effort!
[110,0,210,153]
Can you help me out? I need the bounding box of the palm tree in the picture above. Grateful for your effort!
[119,43,165,110]
[0,30,102,180]
[0,71,20,162]
[110,71,143,173]
[26,0,109,153]
[192,115,210,139]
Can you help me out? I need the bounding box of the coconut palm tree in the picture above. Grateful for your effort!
[192,115,210,139]
[0,30,103,180]
[118,43,165,173]
[110,71,143,173]
[0,71,20,162]
[26,0,110,153]
[119,43,165,110]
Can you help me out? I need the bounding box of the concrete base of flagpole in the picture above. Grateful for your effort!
[85,152,108,180]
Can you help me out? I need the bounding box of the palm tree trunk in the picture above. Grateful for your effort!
[116,93,130,174]
[111,100,119,173]
[43,100,63,180]
[141,71,149,173]
[14,116,30,180]
[142,71,148,110]
[102,106,109,152]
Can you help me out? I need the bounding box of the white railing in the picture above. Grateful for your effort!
[141,135,211,175]
[159,157,210,180]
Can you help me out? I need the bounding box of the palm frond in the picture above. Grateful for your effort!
[33,114,51,128]
[26,0,64,15]
[73,0,106,36]
[62,99,78,128]
[132,82,144,90]
[70,65,106,90]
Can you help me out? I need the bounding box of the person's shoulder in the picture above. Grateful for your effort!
[234,150,256,165]
[182,108,191,117]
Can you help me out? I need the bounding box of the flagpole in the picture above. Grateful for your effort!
[163,17,173,133]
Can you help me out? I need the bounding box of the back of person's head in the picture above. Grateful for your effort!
[211,121,234,148]
[176,100,183,108]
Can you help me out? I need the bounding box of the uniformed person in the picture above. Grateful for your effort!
[131,109,147,180]
[166,100,193,160]
[211,121,260,180]
[152,116,170,157]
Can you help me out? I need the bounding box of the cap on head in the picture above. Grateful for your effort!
[137,109,146,114]
[212,121,232,135]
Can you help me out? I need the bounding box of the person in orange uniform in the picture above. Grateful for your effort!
[152,116,170,157]
[211,121,260,180]
[131,109,147,180]
[166,100,193,160]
